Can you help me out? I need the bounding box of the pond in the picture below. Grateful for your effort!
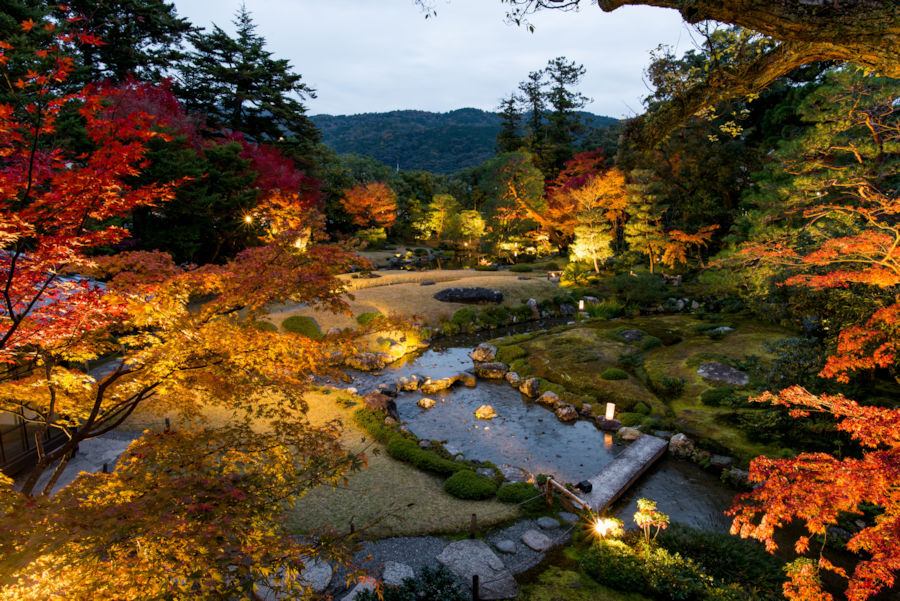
[345,342,740,532]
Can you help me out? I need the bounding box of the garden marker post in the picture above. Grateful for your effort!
[472,575,479,601]
[470,513,477,538]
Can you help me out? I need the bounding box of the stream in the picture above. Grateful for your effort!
[343,329,739,533]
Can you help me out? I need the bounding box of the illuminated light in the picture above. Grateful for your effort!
[604,433,613,450]
[578,299,585,311]
[244,215,253,224]
[593,517,619,537]
[605,402,616,420]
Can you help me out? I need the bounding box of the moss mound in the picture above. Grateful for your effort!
[281,315,323,338]
[600,368,629,381]
[443,469,498,500]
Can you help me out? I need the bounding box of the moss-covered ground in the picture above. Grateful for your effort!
[491,313,796,464]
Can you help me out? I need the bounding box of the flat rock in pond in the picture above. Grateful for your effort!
[555,404,578,421]
[596,417,622,431]
[474,362,509,379]
[436,540,518,600]
[697,362,749,386]
[475,405,498,420]
[521,529,552,552]
[433,287,503,304]
[535,391,559,406]
[617,426,643,441]
[417,397,436,409]
[420,375,460,394]
[456,372,477,387]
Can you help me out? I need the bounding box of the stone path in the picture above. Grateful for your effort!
[324,514,577,600]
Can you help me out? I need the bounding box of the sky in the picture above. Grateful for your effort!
[170,0,690,119]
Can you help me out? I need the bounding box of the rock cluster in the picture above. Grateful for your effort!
[433,287,504,304]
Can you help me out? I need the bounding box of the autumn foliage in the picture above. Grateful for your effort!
[0,16,365,599]
[340,180,398,228]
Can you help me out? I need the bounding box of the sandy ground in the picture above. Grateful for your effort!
[268,269,561,331]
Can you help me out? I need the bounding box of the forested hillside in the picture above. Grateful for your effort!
[312,108,617,173]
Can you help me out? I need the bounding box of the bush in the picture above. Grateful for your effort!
[600,368,629,381]
[451,307,477,326]
[657,523,785,597]
[496,482,540,502]
[608,272,668,305]
[496,344,527,364]
[473,264,499,271]
[357,227,387,247]
[618,351,645,370]
[633,401,651,415]
[657,376,685,398]
[355,566,467,601]
[618,412,643,427]
[510,264,533,272]
[281,315,323,338]
[585,299,625,320]
[478,306,510,328]
[443,469,497,500]
[561,262,598,287]
[355,312,382,326]
[640,335,662,350]
[700,387,736,407]
[386,437,462,475]
[581,539,646,594]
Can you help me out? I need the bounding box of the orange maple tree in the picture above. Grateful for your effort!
[340,180,398,229]
[0,16,366,599]
[729,71,900,601]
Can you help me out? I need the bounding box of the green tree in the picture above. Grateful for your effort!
[543,56,590,171]
[496,93,524,153]
[415,193,461,242]
[177,4,320,168]
[624,170,668,273]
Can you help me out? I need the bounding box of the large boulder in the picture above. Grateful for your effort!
[617,426,643,441]
[475,405,498,420]
[697,362,749,386]
[555,404,579,422]
[433,287,504,304]
[346,352,386,371]
[519,377,540,397]
[363,392,398,421]
[668,433,695,458]
[420,375,460,394]
[474,362,509,379]
[396,374,422,392]
[535,391,559,406]
[436,540,518,600]
[469,343,498,363]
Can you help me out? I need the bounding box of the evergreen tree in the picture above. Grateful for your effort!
[518,70,546,150]
[624,170,669,274]
[177,4,320,168]
[496,94,524,153]
[543,56,590,170]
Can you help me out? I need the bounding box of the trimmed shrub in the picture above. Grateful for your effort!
[353,408,402,444]
[640,335,662,350]
[618,351,645,370]
[356,312,382,326]
[608,272,668,305]
[618,412,643,427]
[444,469,498,500]
[355,566,467,601]
[496,344,527,364]
[473,264,499,271]
[510,264,533,272]
[387,437,462,476]
[561,262,598,287]
[581,539,646,594]
[600,368,628,381]
[496,482,540,503]
[633,401,651,415]
[281,315,323,338]
[657,523,785,597]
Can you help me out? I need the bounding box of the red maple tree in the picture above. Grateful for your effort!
[340,180,398,228]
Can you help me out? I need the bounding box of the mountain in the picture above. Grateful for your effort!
[311,108,618,174]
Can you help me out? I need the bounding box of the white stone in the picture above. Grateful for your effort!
[382,561,415,587]
[475,405,498,420]
[417,397,436,409]
[521,529,552,552]
[436,540,518,600]
[617,426,643,441]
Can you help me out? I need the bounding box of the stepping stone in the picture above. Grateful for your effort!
[383,561,414,587]
[436,539,518,600]
[521,529,552,552]
[256,559,332,600]
[558,512,579,525]
[495,539,517,554]
[536,516,561,530]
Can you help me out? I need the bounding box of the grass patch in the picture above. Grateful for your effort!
[496,344,527,364]
[600,368,629,381]
[355,311,382,326]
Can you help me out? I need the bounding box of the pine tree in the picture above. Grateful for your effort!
[496,94,524,153]
[543,56,590,169]
[177,4,320,168]
[624,170,669,274]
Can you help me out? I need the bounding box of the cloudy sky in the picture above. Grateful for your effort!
[171,0,690,119]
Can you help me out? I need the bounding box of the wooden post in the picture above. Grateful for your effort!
[545,478,553,508]
[469,513,477,539]
[102,463,108,474]
[164,417,171,432]
[472,575,480,601]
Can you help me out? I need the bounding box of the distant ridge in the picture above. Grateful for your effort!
[311,108,618,174]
